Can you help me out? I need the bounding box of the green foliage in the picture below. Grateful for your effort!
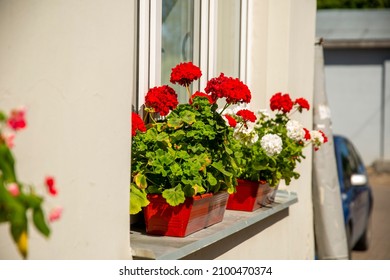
[317,0,390,9]
[131,96,237,213]
[1,108,53,259]
[231,112,306,187]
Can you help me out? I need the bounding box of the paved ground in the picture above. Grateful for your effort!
[352,169,390,260]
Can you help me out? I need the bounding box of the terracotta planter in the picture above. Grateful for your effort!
[226,179,277,212]
[143,193,214,237]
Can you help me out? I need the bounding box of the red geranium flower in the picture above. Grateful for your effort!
[205,73,251,104]
[295,98,310,112]
[132,112,146,137]
[145,85,178,116]
[224,114,237,128]
[270,92,293,113]
[236,109,257,123]
[319,130,328,143]
[45,176,58,196]
[7,107,27,131]
[170,62,202,87]
[190,91,214,104]
[303,128,311,141]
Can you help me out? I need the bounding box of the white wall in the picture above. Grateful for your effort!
[217,0,317,259]
[0,0,134,259]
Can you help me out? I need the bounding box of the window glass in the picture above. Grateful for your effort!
[216,0,241,77]
[162,0,196,103]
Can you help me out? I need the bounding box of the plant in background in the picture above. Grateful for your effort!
[130,62,251,214]
[228,92,328,187]
[0,107,61,259]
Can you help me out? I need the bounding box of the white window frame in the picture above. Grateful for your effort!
[136,0,248,110]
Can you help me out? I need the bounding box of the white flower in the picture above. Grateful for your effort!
[286,120,305,142]
[310,130,325,144]
[233,122,259,145]
[260,134,283,156]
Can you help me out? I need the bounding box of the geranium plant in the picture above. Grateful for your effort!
[227,92,328,187]
[130,62,251,214]
[0,107,61,259]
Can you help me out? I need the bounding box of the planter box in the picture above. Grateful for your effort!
[226,179,277,212]
[206,191,229,227]
[144,192,228,237]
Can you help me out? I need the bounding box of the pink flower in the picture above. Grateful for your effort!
[1,132,15,148]
[7,107,27,131]
[7,183,20,197]
[45,176,58,196]
[49,207,63,222]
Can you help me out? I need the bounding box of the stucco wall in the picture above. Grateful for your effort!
[0,0,134,259]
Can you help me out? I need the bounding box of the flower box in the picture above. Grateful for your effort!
[206,191,229,227]
[226,179,277,212]
[143,192,229,237]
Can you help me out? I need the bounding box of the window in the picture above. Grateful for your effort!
[135,0,248,110]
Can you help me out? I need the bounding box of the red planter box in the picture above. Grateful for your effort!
[144,192,228,237]
[226,179,276,212]
[206,192,229,227]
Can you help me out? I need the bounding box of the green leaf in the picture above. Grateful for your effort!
[130,184,149,214]
[134,173,147,189]
[211,161,232,177]
[0,144,17,182]
[162,186,185,207]
[180,110,196,125]
[167,115,183,129]
[33,207,50,237]
[207,172,217,186]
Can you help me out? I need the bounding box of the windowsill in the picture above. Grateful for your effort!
[130,190,298,260]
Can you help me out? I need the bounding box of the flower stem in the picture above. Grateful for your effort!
[186,85,191,99]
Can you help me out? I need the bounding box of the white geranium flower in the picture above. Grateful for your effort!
[286,120,305,141]
[310,130,325,144]
[233,122,259,146]
[260,134,283,156]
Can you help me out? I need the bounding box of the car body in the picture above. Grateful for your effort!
[333,135,373,257]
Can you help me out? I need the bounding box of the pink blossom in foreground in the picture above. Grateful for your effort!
[49,207,63,222]
[7,107,27,131]
[7,183,20,197]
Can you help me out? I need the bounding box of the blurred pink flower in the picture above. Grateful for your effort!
[49,207,63,222]
[7,106,27,131]
[7,183,20,197]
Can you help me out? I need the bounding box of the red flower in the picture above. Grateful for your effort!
[190,91,214,104]
[303,128,311,141]
[295,98,310,112]
[319,130,328,143]
[224,114,237,128]
[236,109,257,122]
[45,176,58,196]
[170,62,202,87]
[145,85,178,116]
[131,112,146,137]
[205,73,251,104]
[7,107,27,131]
[270,92,293,113]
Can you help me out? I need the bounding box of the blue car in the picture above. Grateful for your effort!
[334,135,373,258]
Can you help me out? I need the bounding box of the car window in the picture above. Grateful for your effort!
[338,138,358,189]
